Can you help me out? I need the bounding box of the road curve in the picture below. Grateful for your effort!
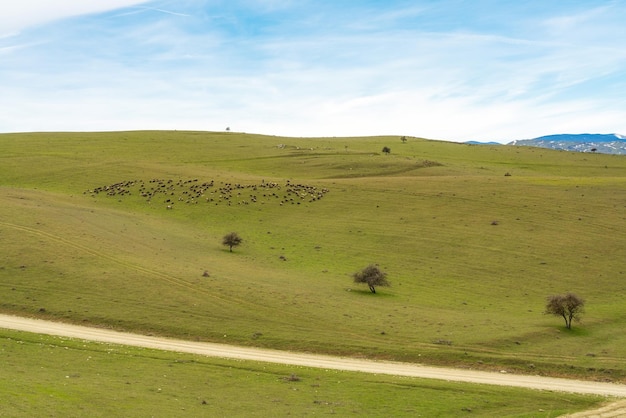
[2,314,626,398]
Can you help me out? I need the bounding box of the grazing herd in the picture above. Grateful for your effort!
[85,178,330,209]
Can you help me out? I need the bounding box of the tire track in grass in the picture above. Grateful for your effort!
[0,220,360,336]
[0,220,257,326]
[0,220,202,293]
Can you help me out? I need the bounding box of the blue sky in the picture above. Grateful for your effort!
[1,0,625,142]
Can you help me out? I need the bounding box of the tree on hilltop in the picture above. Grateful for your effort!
[222,232,242,252]
[545,293,585,329]
[352,264,390,293]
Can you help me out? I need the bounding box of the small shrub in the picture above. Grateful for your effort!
[222,232,243,252]
[352,264,390,293]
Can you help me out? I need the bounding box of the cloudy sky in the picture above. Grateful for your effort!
[1,0,625,142]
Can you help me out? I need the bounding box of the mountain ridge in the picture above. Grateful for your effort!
[506,133,626,154]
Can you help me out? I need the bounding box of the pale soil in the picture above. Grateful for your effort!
[1,314,625,416]
[560,400,626,417]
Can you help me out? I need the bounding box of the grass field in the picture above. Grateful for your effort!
[1,130,626,388]
[0,328,607,417]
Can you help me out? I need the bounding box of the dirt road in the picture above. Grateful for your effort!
[2,314,626,401]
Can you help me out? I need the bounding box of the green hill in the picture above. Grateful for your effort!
[2,130,625,381]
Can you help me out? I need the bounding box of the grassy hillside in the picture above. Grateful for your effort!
[1,131,625,381]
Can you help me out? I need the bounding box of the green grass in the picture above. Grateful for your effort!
[1,131,626,385]
[0,329,606,417]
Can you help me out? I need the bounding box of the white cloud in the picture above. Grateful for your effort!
[1,1,625,141]
[541,5,610,35]
[0,0,150,35]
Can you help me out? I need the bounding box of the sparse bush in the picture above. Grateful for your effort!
[222,232,242,252]
[545,293,585,329]
[352,264,390,293]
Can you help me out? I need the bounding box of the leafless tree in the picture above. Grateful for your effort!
[545,293,585,329]
[222,232,242,252]
[353,264,390,293]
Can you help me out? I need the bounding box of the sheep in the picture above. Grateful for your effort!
[87,178,329,209]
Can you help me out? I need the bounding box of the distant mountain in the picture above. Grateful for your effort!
[508,134,626,155]
[465,141,502,145]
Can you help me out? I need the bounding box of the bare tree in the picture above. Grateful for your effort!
[352,264,390,293]
[545,293,585,329]
[222,232,242,252]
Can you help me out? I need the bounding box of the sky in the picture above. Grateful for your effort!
[1,0,625,143]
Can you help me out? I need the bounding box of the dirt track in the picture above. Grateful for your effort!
[2,314,626,407]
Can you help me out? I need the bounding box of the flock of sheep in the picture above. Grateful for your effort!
[85,178,330,209]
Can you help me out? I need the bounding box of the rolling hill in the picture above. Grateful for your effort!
[1,130,626,383]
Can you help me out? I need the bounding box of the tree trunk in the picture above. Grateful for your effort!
[369,285,376,293]
[562,313,571,329]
